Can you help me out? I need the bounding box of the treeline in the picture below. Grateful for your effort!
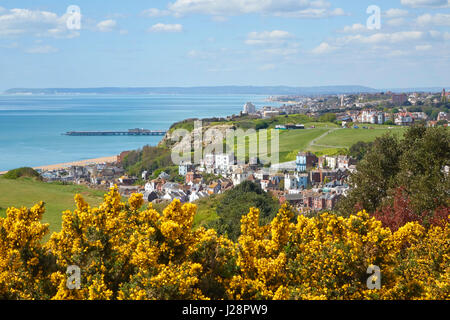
[338,125,450,230]
[121,145,174,178]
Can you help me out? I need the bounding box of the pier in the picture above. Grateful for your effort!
[63,128,167,136]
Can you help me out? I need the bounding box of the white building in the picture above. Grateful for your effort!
[243,102,256,114]
[145,181,156,193]
[263,110,280,118]
[215,153,235,172]
[189,191,209,203]
[284,174,298,191]
[232,168,250,186]
[337,156,350,170]
[325,156,337,170]
[203,154,215,168]
[395,112,414,126]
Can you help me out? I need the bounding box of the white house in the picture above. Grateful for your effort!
[145,181,156,193]
[284,174,298,191]
[204,154,215,168]
[395,112,414,126]
[189,191,209,203]
[215,153,235,172]
[325,156,337,169]
[178,161,193,176]
[337,156,350,170]
[232,168,250,186]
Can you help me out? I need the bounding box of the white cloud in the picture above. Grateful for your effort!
[141,8,171,17]
[25,45,58,54]
[148,23,183,33]
[417,13,450,26]
[400,0,449,8]
[385,8,409,18]
[386,50,408,57]
[0,7,5,13]
[340,23,367,33]
[0,8,80,38]
[259,64,276,71]
[245,30,293,46]
[262,48,299,56]
[340,31,425,44]
[158,0,346,18]
[311,42,335,54]
[96,19,117,32]
[386,18,408,27]
[416,44,432,51]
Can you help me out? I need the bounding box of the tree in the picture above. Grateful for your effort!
[374,187,449,232]
[349,141,374,161]
[319,113,337,123]
[338,134,402,214]
[3,167,41,180]
[208,181,280,241]
[338,126,450,229]
[397,126,450,215]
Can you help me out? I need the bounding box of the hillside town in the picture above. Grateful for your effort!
[34,89,449,214]
[36,149,356,214]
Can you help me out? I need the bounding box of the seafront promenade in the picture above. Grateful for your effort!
[0,155,118,175]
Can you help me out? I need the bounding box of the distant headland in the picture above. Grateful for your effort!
[3,86,446,96]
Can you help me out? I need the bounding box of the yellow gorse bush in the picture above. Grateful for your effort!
[0,186,448,300]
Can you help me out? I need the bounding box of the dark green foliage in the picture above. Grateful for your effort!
[122,145,173,176]
[207,181,280,241]
[318,113,337,123]
[397,126,450,214]
[338,126,450,218]
[3,167,41,180]
[339,134,402,214]
[349,141,374,161]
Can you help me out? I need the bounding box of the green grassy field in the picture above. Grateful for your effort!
[313,127,407,149]
[230,124,406,163]
[0,177,105,236]
[277,128,329,162]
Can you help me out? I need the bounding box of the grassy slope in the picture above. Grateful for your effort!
[0,177,105,235]
[230,124,403,164]
[314,127,407,148]
[277,128,329,162]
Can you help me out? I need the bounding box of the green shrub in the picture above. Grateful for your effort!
[3,167,41,180]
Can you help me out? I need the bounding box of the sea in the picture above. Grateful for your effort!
[0,94,280,171]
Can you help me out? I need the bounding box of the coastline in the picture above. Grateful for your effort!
[0,155,118,175]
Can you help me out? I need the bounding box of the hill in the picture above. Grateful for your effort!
[0,177,105,236]
[4,85,379,95]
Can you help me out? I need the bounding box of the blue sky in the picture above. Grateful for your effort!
[0,0,449,91]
